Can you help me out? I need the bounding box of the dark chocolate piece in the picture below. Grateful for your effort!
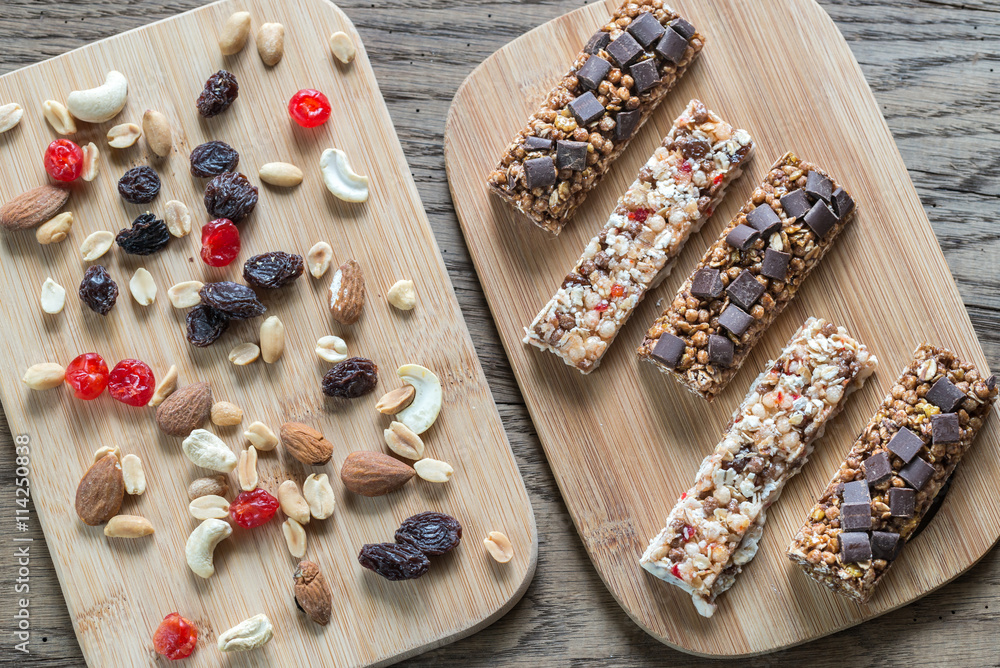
[726,270,765,311]
[690,268,724,300]
[926,377,966,413]
[841,480,871,505]
[899,456,935,491]
[889,487,916,518]
[584,30,611,55]
[839,532,872,563]
[931,413,961,445]
[840,502,872,531]
[779,189,812,220]
[524,157,556,190]
[887,427,923,464]
[523,136,553,151]
[760,248,791,281]
[650,333,685,369]
[803,200,838,239]
[725,224,759,251]
[988,375,997,391]
[707,334,734,367]
[614,109,640,142]
[576,55,612,91]
[870,531,902,561]
[863,451,892,485]
[606,31,643,68]
[669,17,696,40]
[746,204,782,237]
[556,141,588,171]
[630,59,660,95]
[831,187,855,219]
[805,171,833,203]
[654,29,687,65]
[626,12,665,48]
[718,305,753,337]
[568,92,605,126]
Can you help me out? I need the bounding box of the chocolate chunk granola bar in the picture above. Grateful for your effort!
[787,345,997,602]
[640,317,877,617]
[522,100,752,372]
[487,1,705,235]
[637,152,856,401]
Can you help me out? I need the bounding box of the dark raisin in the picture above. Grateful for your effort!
[116,213,170,255]
[196,70,239,117]
[394,512,463,556]
[199,281,266,319]
[204,172,258,223]
[185,304,230,347]
[322,357,378,399]
[78,265,119,315]
[358,543,430,581]
[189,140,240,177]
[117,166,161,204]
[243,252,304,289]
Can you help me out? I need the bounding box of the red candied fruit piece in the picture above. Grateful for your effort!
[671,563,682,579]
[712,173,724,186]
[610,283,625,299]
[153,612,198,660]
[200,218,240,267]
[65,353,109,400]
[230,488,279,528]
[679,160,692,174]
[594,300,609,313]
[682,524,696,542]
[44,139,84,182]
[627,207,652,224]
[288,89,332,128]
[107,359,155,406]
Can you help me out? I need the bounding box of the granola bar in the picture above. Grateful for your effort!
[639,317,877,617]
[787,345,997,602]
[522,100,753,372]
[637,152,857,401]
[486,1,704,235]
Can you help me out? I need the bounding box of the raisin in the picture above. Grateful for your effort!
[358,543,430,581]
[196,69,239,117]
[199,281,266,319]
[243,252,304,289]
[117,165,161,204]
[394,512,463,556]
[189,140,240,177]
[204,171,258,223]
[322,357,378,398]
[185,304,230,347]
[79,265,119,315]
[116,212,170,255]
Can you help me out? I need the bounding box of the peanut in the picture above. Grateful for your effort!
[164,200,191,237]
[35,211,72,245]
[302,473,335,520]
[386,279,416,310]
[39,277,66,315]
[128,267,156,306]
[81,142,100,182]
[329,31,356,64]
[282,518,307,558]
[42,99,76,135]
[148,364,178,407]
[212,401,244,427]
[256,23,285,66]
[484,531,514,563]
[414,458,453,483]
[79,230,114,261]
[107,123,141,148]
[259,162,303,187]
[22,362,65,390]
[189,494,230,520]
[238,446,258,491]
[121,453,146,495]
[307,241,333,278]
[259,316,284,364]
[219,11,252,55]
[104,515,154,538]
[277,480,310,525]
[228,342,260,366]
[167,281,204,308]
[384,421,424,460]
[142,109,172,157]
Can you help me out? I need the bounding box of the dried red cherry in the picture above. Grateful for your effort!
[242,252,304,289]
[230,488,279,528]
[65,352,109,400]
[185,305,230,347]
[204,171,258,223]
[394,512,463,556]
[107,359,155,406]
[358,542,430,580]
[322,357,378,398]
[288,89,332,128]
[196,70,239,117]
[79,265,119,315]
[200,218,240,267]
[189,140,239,177]
[153,612,198,660]
[44,139,84,182]
[116,212,170,255]
[199,282,266,319]
[117,166,161,204]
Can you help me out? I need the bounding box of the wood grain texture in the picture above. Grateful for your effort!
[2,0,999,666]
[446,0,999,657]
[0,0,536,665]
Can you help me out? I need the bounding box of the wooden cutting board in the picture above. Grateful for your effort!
[444,0,999,657]
[0,0,536,665]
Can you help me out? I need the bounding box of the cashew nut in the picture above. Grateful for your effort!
[395,364,442,434]
[185,518,232,579]
[320,148,368,202]
[182,429,238,473]
[217,613,274,652]
[66,71,128,123]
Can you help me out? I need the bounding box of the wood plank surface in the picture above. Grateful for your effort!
[2,0,999,665]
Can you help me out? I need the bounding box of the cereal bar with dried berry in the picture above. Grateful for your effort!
[787,345,997,602]
[522,99,753,373]
[640,317,877,617]
[487,1,704,235]
[637,152,856,401]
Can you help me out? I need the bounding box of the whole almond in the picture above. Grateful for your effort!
[219,11,252,55]
[244,421,278,451]
[142,109,172,157]
[282,518,307,558]
[259,162,303,187]
[212,401,244,426]
[188,474,229,501]
[340,451,415,497]
[156,382,212,437]
[260,316,284,364]
[104,515,154,538]
[293,561,332,626]
[121,453,146,495]
[277,480,310,525]
[328,259,365,325]
[36,211,73,244]
[375,386,415,415]
[384,421,424,460]
[281,422,334,466]
[256,23,285,66]
[107,122,142,148]
[148,364,178,407]
[23,362,65,390]
[81,142,100,182]
[164,200,191,237]
[0,185,69,230]
[238,446,258,491]
[75,454,124,525]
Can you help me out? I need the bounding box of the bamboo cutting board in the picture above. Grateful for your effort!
[445,0,999,657]
[0,0,536,665]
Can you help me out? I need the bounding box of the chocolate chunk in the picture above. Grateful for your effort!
[707,334,734,367]
[650,333,685,369]
[719,305,754,337]
[831,187,855,219]
[780,189,812,220]
[584,30,611,55]
[627,12,665,48]
[523,136,553,152]
[669,17,696,40]
[568,91,605,126]
[988,374,997,391]
[889,487,916,518]
[654,29,687,65]
[524,157,556,190]
[839,532,872,563]
[760,248,791,281]
[726,270,765,311]
[926,377,966,413]
[630,59,660,95]
[862,451,892,485]
[842,480,871,505]
[725,224,759,251]
[805,171,833,202]
[803,200,838,239]
[576,55,612,90]
[606,31,643,68]
[556,140,588,171]
[887,427,923,464]
[690,268,724,300]
[870,531,902,561]
[899,456,935,491]
[931,413,961,445]
[840,502,872,531]
[746,204,782,237]
[615,109,640,142]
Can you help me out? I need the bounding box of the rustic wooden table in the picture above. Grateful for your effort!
[1,0,997,665]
